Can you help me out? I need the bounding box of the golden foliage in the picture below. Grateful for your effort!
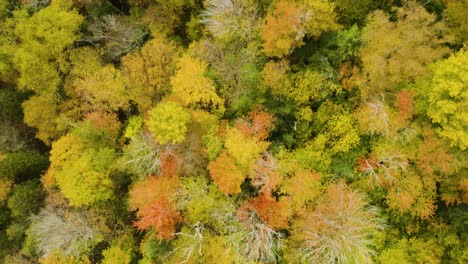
[0,178,12,204]
[281,170,322,212]
[261,1,306,57]
[262,0,338,57]
[146,101,192,145]
[74,65,129,112]
[170,54,224,114]
[224,127,269,173]
[122,36,178,112]
[360,2,451,99]
[22,95,61,145]
[261,59,291,92]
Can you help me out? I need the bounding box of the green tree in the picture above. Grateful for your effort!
[332,0,374,24]
[378,237,444,264]
[0,150,48,181]
[7,180,43,220]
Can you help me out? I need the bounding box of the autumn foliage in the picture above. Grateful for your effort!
[0,0,466,263]
[129,175,181,239]
[208,151,245,195]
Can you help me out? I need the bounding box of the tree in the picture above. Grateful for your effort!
[129,175,181,239]
[73,65,129,112]
[235,108,275,141]
[281,170,322,212]
[232,207,283,263]
[262,0,307,58]
[394,89,415,124]
[201,0,261,43]
[313,101,360,154]
[250,194,293,229]
[0,88,31,152]
[170,54,224,114]
[415,129,462,206]
[426,47,467,150]
[289,183,383,263]
[83,15,147,61]
[22,95,61,145]
[0,178,12,205]
[102,244,133,264]
[118,132,162,179]
[208,151,246,195]
[289,67,341,104]
[7,180,43,220]
[359,2,451,99]
[444,0,468,43]
[177,176,237,234]
[48,133,115,206]
[138,0,197,37]
[355,99,396,136]
[27,207,102,258]
[250,152,281,195]
[146,101,192,145]
[378,237,444,264]
[121,36,178,112]
[224,126,269,173]
[0,150,48,181]
[332,0,374,24]
[83,111,122,140]
[11,0,83,94]
[262,0,338,57]
[261,59,291,92]
[38,251,90,264]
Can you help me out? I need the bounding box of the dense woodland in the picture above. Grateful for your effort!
[0,0,466,263]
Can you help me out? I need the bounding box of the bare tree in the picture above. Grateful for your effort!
[28,207,101,257]
[83,15,148,61]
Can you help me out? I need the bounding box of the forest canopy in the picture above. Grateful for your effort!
[0,0,467,263]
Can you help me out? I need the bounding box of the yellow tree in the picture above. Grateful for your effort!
[146,101,192,145]
[48,133,115,206]
[73,65,129,112]
[11,0,83,94]
[170,54,224,114]
[426,48,467,150]
[22,95,61,145]
[121,36,178,112]
[360,1,451,99]
[224,127,269,173]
